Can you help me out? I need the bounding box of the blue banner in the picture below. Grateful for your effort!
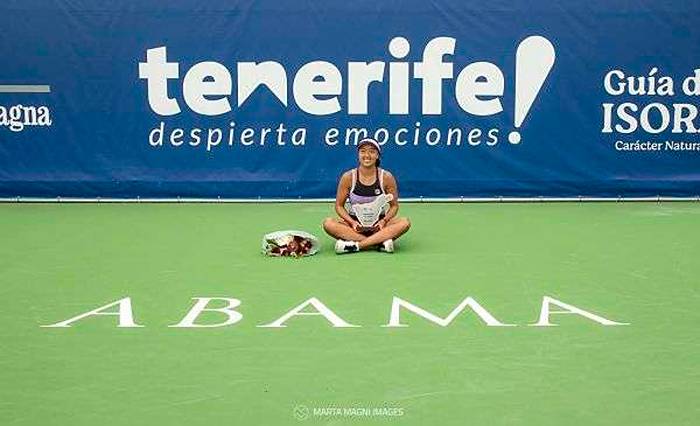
[1,1,699,198]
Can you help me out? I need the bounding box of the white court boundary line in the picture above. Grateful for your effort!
[1,196,699,203]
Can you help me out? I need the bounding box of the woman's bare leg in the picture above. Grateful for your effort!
[322,217,366,242]
[357,217,411,249]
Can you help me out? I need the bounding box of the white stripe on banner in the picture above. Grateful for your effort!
[0,85,51,93]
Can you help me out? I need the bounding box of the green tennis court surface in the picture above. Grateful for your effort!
[2,202,698,425]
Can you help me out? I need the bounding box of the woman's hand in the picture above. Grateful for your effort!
[351,220,363,232]
[374,218,387,231]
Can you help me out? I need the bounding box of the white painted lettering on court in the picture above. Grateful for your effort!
[383,296,515,327]
[169,297,243,328]
[257,297,359,328]
[41,297,143,328]
[530,296,630,326]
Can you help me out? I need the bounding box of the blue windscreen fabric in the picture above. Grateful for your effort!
[1,1,699,198]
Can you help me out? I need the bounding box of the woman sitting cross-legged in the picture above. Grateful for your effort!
[322,138,410,254]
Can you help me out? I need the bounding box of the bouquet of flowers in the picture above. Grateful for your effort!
[262,230,320,257]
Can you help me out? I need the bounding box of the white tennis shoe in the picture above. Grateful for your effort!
[379,239,394,253]
[335,240,359,254]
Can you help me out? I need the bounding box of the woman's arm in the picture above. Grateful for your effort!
[335,171,361,230]
[378,172,399,229]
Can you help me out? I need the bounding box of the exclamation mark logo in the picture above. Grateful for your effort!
[508,36,556,144]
